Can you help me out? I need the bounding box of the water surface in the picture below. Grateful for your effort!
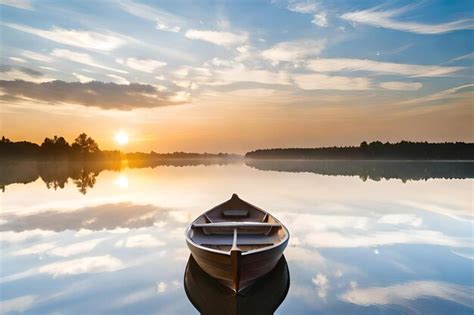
[1,161,473,314]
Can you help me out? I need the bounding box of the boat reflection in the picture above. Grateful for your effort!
[184,254,290,315]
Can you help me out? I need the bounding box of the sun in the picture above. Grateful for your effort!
[114,131,129,145]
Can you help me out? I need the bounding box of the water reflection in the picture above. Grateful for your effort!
[184,255,290,315]
[246,160,474,182]
[0,203,169,232]
[0,160,121,193]
[2,160,473,194]
[0,163,472,314]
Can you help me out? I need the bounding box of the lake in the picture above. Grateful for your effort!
[1,160,473,314]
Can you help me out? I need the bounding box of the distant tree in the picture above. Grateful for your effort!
[40,136,70,156]
[72,133,99,154]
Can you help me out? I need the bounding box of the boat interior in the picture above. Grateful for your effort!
[188,194,288,253]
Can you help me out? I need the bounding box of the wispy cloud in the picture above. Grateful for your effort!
[185,29,247,47]
[304,229,470,248]
[377,214,422,226]
[294,73,372,90]
[287,1,318,14]
[2,23,126,51]
[107,74,129,85]
[211,64,291,85]
[0,203,168,232]
[117,0,183,32]
[340,281,474,308]
[341,4,474,34]
[115,234,165,248]
[13,242,56,256]
[49,238,106,257]
[0,295,37,314]
[21,50,53,63]
[0,65,53,83]
[380,81,422,91]
[116,57,166,73]
[0,0,33,10]
[39,255,124,277]
[399,84,474,105]
[261,39,326,63]
[9,56,28,63]
[448,52,474,63]
[306,58,463,77]
[52,49,127,74]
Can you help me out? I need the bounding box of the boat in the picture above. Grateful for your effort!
[184,254,290,315]
[185,193,289,293]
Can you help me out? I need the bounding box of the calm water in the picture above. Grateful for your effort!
[1,161,473,314]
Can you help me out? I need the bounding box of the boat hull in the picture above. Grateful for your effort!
[186,237,288,292]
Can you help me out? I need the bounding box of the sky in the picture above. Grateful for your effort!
[0,0,473,153]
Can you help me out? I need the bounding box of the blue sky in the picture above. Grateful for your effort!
[0,0,473,152]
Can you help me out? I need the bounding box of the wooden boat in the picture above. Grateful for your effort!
[184,254,290,315]
[185,194,289,293]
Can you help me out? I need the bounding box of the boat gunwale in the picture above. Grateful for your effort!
[185,197,290,256]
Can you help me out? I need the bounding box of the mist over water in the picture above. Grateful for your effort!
[1,161,473,314]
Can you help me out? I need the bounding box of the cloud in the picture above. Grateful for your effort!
[340,281,474,308]
[185,29,248,47]
[39,255,124,277]
[13,242,56,256]
[399,84,474,105]
[12,238,105,257]
[287,1,318,14]
[0,80,184,110]
[115,234,165,248]
[73,73,94,83]
[312,272,329,298]
[377,214,422,226]
[49,238,106,257]
[21,50,53,63]
[0,0,32,10]
[39,66,58,71]
[2,23,126,51]
[52,49,127,74]
[0,230,55,244]
[312,12,328,27]
[293,73,372,90]
[0,65,53,83]
[211,64,291,85]
[306,58,463,77]
[0,295,37,314]
[380,81,422,91]
[107,74,129,85]
[451,250,474,261]
[9,56,28,63]
[157,281,167,293]
[0,203,169,232]
[304,230,470,248]
[117,0,183,32]
[449,52,474,63]
[261,39,326,63]
[341,4,474,34]
[116,57,166,73]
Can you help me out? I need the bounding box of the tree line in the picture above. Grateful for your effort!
[245,141,474,160]
[0,133,121,160]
